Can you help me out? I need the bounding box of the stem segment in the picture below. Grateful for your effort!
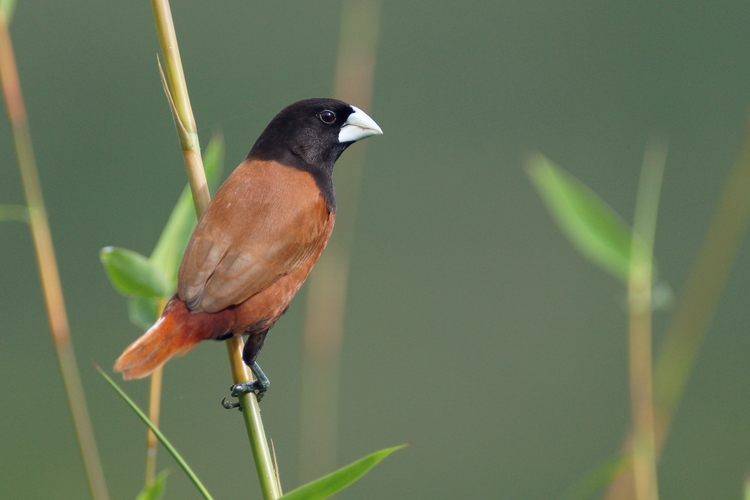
[0,11,109,500]
[627,139,667,500]
[150,1,281,497]
[226,339,282,499]
[150,0,208,216]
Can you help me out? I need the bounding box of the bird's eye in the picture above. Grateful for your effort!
[318,110,336,124]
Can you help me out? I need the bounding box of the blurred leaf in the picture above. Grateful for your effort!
[0,0,16,22]
[561,453,631,500]
[136,470,170,500]
[280,444,407,500]
[201,134,225,192]
[526,153,638,282]
[150,134,224,288]
[0,203,28,222]
[128,295,160,331]
[100,246,171,298]
[97,367,213,500]
[101,135,223,331]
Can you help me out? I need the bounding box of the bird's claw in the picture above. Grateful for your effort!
[230,379,269,402]
[223,362,271,409]
[221,397,242,411]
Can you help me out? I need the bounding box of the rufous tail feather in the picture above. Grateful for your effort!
[114,312,200,380]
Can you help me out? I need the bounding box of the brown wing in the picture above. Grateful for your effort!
[177,159,333,313]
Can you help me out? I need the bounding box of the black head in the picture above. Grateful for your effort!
[247,99,382,209]
[249,98,381,168]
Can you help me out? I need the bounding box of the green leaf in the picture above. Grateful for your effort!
[100,247,171,298]
[280,444,407,500]
[97,367,213,500]
[150,134,224,288]
[200,133,225,194]
[526,153,637,282]
[100,135,224,330]
[127,295,160,331]
[136,470,170,500]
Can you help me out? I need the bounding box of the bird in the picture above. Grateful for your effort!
[114,98,382,398]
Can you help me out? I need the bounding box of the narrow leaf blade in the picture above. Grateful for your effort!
[280,444,407,500]
[526,153,633,281]
[97,367,213,500]
[100,247,171,298]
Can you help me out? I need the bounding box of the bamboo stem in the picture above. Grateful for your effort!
[604,121,750,500]
[150,0,208,216]
[144,298,167,485]
[627,140,667,500]
[149,1,281,497]
[145,365,163,484]
[226,339,282,499]
[0,11,109,500]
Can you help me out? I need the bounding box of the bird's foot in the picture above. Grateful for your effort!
[222,362,270,409]
[230,379,269,400]
[221,397,242,411]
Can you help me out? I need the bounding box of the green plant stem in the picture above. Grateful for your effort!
[150,1,281,497]
[150,0,208,216]
[604,123,750,500]
[299,0,381,483]
[144,295,167,486]
[226,338,282,499]
[145,366,164,485]
[0,11,109,500]
[98,368,213,500]
[627,140,667,500]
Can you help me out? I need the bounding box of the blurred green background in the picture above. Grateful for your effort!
[2,1,750,499]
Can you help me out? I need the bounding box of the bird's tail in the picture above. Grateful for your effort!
[114,298,203,380]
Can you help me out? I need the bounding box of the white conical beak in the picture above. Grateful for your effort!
[338,106,383,143]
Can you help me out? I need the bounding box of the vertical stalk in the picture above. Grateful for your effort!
[627,140,667,500]
[226,339,282,499]
[604,123,750,500]
[150,1,280,497]
[150,0,208,216]
[0,10,109,500]
[299,0,381,483]
[145,365,163,484]
[144,297,167,485]
[652,123,750,427]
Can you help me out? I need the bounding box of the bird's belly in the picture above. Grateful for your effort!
[226,254,318,336]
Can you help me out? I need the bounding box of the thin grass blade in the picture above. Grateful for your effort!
[97,367,213,500]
